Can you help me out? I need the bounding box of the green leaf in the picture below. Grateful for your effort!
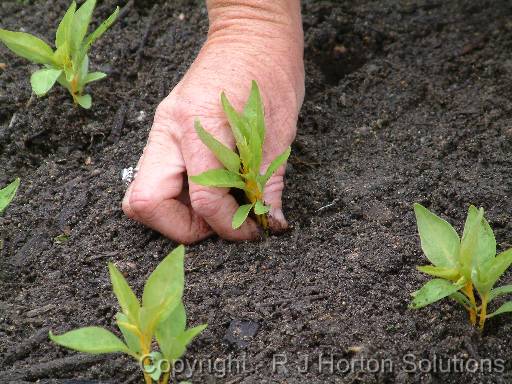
[409,278,464,309]
[140,246,184,334]
[417,265,460,281]
[56,1,77,49]
[158,323,207,362]
[108,263,140,323]
[477,212,496,265]
[486,301,512,318]
[243,80,265,143]
[49,327,129,354]
[464,205,495,266]
[239,82,265,172]
[0,29,54,65]
[220,92,251,164]
[116,312,142,355]
[77,54,89,92]
[53,45,69,67]
[489,284,512,302]
[450,291,471,308]
[261,147,291,186]
[157,302,187,338]
[30,68,63,96]
[84,71,107,84]
[0,178,20,214]
[189,169,245,189]
[80,6,119,58]
[156,303,187,361]
[176,324,207,351]
[70,0,96,57]
[460,206,484,280]
[474,249,512,297]
[195,119,240,173]
[54,233,69,244]
[76,94,92,109]
[254,200,270,215]
[247,120,263,173]
[232,203,254,229]
[413,204,460,269]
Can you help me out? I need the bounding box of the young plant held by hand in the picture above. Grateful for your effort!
[410,204,512,330]
[189,81,291,230]
[0,0,118,108]
[50,245,207,384]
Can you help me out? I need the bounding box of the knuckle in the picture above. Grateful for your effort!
[264,174,285,195]
[126,190,160,222]
[154,99,174,122]
[189,188,223,218]
[264,175,284,200]
[122,195,135,219]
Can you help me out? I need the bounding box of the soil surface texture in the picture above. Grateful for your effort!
[1,0,512,383]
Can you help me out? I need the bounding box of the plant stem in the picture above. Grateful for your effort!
[143,373,152,384]
[479,294,488,331]
[159,372,170,384]
[256,212,268,230]
[70,74,79,104]
[464,282,477,326]
[141,335,153,384]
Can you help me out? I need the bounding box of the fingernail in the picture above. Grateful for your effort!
[254,226,265,241]
[268,208,289,233]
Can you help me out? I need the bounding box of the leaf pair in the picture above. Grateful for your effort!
[411,204,512,330]
[0,178,20,215]
[0,0,118,108]
[50,246,207,384]
[189,81,290,229]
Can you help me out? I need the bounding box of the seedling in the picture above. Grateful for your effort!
[189,81,290,230]
[0,0,118,108]
[0,178,20,249]
[410,204,512,330]
[50,246,207,384]
[0,178,20,214]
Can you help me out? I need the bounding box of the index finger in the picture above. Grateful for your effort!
[122,121,213,244]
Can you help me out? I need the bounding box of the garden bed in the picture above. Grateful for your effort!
[1,0,512,383]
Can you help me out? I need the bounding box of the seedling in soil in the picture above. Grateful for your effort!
[0,0,118,108]
[0,178,20,214]
[0,178,20,249]
[189,80,290,230]
[50,245,207,384]
[410,203,512,330]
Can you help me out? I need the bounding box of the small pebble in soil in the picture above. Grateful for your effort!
[224,320,259,348]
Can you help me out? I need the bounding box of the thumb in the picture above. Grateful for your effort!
[262,163,288,232]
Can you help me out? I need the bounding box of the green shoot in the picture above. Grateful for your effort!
[0,0,119,108]
[50,246,207,384]
[189,80,290,230]
[410,203,512,330]
[0,178,20,249]
[0,178,20,214]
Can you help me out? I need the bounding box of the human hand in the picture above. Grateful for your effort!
[122,1,304,244]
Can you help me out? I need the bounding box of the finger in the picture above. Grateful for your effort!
[182,120,261,241]
[262,161,289,232]
[123,121,213,244]
[260,113,296,233]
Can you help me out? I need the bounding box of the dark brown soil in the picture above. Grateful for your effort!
[2,0,512,383]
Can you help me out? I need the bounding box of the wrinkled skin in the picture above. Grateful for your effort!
[122,2,304,244]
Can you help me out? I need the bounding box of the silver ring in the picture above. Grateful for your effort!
[121,166,138,184]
